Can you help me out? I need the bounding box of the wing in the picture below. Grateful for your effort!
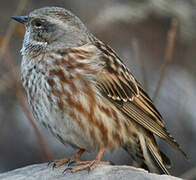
[95,40,186,157]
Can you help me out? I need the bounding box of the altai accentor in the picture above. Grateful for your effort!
[12,7,186,174]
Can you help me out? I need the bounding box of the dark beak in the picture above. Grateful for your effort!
[11,16,28,24]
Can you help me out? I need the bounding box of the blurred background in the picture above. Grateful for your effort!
[0,0,196,179]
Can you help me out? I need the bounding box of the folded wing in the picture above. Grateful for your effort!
[95,40,186,157]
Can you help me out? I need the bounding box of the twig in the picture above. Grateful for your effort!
[132,39,148,90]
[153,19,177,101]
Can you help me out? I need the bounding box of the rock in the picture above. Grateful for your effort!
[0,163,182,180]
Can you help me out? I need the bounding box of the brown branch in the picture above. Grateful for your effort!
[153,19,177,101]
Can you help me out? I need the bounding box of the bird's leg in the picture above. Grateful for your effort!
[69,148,109,173]
[53,149,85,168]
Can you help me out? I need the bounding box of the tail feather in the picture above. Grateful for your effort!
[163,128,187,158]
[124,131,172,175]
[124,134,172,175]
[146,138,170,175]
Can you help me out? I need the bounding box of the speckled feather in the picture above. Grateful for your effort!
[22,43,130,152]
[18,7,186,175]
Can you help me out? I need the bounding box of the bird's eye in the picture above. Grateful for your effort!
[32,19,45,28]
[35,21,42,27]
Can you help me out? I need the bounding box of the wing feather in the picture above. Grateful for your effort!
[95,40,186,157]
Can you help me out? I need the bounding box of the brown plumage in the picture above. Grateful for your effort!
[12,7,186,175]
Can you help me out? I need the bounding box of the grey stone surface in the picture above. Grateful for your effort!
[0,163,182,180]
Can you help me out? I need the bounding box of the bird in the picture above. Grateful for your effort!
[12,7,186,175]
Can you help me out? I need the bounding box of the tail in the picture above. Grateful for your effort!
[124,134,171,175]
[144,136,171,174]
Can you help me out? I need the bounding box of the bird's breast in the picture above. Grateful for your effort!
[21,53,131,152]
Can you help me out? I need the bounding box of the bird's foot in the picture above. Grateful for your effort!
[64,160,109,173]
[49,149,85,168]
[64,148,108,173]
[53,157,74,168]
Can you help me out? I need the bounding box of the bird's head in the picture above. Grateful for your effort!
[12,7,91,54]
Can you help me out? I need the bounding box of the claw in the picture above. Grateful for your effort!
[47,161,52,167]
[87,166,91,174]
[52,162,56,169]
[47,161,56,169]
[50,149,85,169]
[67,160,76,167]
[68,148,107,173]
[49,148,106,174]
[63,167,72,174]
